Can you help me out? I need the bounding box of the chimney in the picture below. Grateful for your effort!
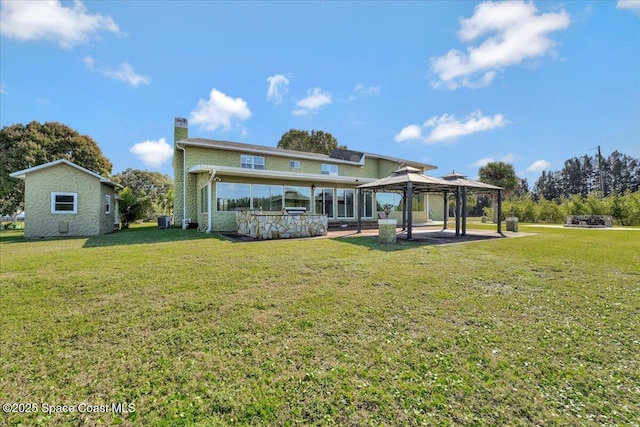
[174,117,188,142]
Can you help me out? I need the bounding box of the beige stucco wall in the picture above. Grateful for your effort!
[23,163,113,238]
[427,194,446,221]
[99,183,118,234]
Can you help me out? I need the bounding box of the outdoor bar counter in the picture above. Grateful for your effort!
[236,210,327,240]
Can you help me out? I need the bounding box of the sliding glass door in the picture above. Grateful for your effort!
[314,188,334,218]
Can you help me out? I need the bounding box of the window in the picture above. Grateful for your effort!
[105,195,111,214]
[290,160,300,169]
[200,186,208,212]
[51,192,77,214]
[241,155,265,170]
[252,184,283,211]
[337,189,354,218]
[285,186,311,210]
[363,190,374,218]
[216,183,251,211]
[253,156,265,170]
[314,188,334,218]
[321,164,338,176]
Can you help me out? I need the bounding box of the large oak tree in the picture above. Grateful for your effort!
[277,129,345,155]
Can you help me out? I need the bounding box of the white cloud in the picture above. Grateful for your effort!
[266,74,290,105]
[293,87,332,115]
[346,83,381,101]
[395,111,506,144]
[84,56,150,87]
[430,1,570,89]
[425,110,507,142]
[617,0,640,15]
[130,138,173,168]
[501,152,516,163]
[0,0,121,49]
[527,159,552,172]
[354,83,380,97]
[471,153,518,167]
[394,125,423,142]
[472,157,495,167]
[190,88,251,132]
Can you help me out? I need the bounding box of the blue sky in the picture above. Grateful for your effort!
[1,0,639,184]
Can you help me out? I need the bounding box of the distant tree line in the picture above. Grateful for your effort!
[476,152,640,225]
[532,151,639,200]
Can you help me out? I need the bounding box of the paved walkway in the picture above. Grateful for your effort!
[327,226,534,245]
[219,223,535,245]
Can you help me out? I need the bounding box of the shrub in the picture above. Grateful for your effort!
[537,198,564,223]
[501,191,639,225]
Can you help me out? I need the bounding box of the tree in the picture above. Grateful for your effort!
[513,177,530,198]
[277,129,345,154]
[0,121,112,214]
[118,187,153,228]
[478,161,518,196]
[533,170,562,201]
[532,150,640,200]
[112,168,173,218]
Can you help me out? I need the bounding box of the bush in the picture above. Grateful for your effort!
[537,198,564,223]
[501,191,640,225]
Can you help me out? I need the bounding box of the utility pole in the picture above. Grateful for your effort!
[597,145,604,198]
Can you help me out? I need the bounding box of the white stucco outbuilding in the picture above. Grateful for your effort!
[9,159,122,238]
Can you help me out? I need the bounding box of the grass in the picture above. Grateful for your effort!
[1,223,639,426]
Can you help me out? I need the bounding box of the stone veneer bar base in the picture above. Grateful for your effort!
[378,219,397,244]
[236,211,328,240]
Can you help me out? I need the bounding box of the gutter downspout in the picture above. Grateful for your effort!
[205,169,216,233]
[176,142,187,229]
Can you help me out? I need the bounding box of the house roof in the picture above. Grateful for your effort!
[9,159,122,188]
[188,164,377,185]
[176,138,436,171]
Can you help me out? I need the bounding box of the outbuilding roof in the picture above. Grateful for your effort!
[9,159,122,188]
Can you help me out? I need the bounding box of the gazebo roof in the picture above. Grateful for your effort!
[357,165,503,193]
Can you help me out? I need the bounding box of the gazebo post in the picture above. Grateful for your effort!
[356,188,363,234]
[497,189,503,234]
[402,190,407,231]
[443,192,448,230]
[407,181,413,239]
[462,186,467,236]
[455,186,461,236]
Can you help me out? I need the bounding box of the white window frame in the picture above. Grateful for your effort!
[337,188,355,219]
[290,160,301,169]
[241,154,266,170]
[51,192,78,214]
[105,195,111,214]
[321,164,339,176]
[314,187,335,218]
[362,190,374,219]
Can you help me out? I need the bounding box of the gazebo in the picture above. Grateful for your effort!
[356,166,504,239]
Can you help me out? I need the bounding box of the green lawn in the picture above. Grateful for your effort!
[1,224,639,426]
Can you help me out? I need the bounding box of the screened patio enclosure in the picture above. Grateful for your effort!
[356,166,504,239]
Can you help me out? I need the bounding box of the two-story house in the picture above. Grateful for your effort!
[172,118,441,233]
